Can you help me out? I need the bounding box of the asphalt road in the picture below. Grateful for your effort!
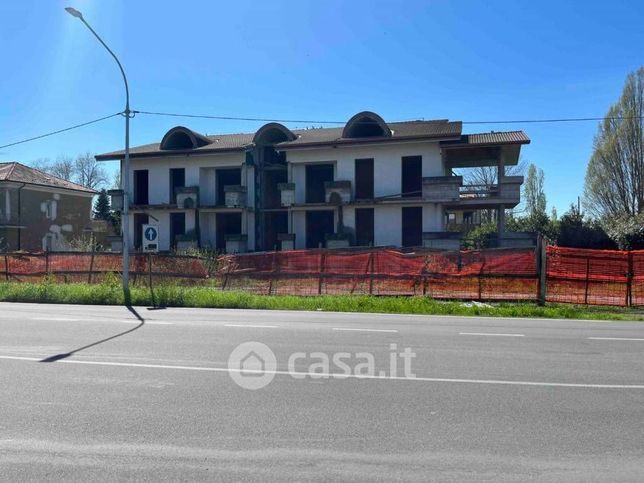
[1,302,644,481]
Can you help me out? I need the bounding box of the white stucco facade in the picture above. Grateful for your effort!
[285,141,446,249]
[103,112,527,252]
[123,140,456,251]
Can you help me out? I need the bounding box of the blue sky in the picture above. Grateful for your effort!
[1,0,643,213]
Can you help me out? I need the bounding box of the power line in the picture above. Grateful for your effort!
[462,116,644,124]
[0,112,123,150]
[3,109,643,152]
[135,109,644,126]
[134,110,350,124]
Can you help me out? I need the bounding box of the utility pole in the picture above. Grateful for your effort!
[65,7,131,297]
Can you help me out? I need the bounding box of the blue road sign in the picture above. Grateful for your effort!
[145,226,157,241]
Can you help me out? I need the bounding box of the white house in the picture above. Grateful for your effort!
[96,111,529,252]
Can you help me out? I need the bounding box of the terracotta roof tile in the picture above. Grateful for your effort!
[0,162,97,193]
[96,119,464,160]
[444,131,530,146]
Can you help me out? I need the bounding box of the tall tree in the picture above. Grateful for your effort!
[584,67,644,217]
[75,152,107,190]
[523,163,546,216]
[93,189,119,234]
[33,156,75,181]
[93,189,112,221]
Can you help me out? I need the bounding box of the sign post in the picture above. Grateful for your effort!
[142,224,159,253]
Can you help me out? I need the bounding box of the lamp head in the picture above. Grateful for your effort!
[64,7,83,19]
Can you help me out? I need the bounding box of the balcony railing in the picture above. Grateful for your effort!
[223,185,247,208]
[423,175,523,205]
[459,184,499,198]
[422,176,462,202]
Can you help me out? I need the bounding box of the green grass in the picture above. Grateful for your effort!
[0,281,641,321]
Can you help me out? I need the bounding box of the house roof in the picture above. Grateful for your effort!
[442,130,530,147]
[0,162,97,194]
[94,111,529,161]
[95,117,465,160]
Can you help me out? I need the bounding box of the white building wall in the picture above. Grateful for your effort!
[125,140,447,251]
[126,153,247,251]
[284,141,444,200]
[423,204,444,232]
[127,208,199,251]
[291,211,304,249]
[285,141,444,248]
[128,153,246,206]
[374,206,402,247]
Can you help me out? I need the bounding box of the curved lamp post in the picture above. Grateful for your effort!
[65,7,131,295]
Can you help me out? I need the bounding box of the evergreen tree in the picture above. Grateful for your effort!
[93,189,112,221]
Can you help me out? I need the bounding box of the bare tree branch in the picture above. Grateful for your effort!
[585,67,644,217]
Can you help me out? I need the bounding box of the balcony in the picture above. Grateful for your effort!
[422,176,462,202]
[278,182,295,207]
[456,176,523,207]
[176,186,199,209]
[223,185,247,208]
[422,175,523,208]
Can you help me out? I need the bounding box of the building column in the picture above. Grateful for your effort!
[497,204,506,238]
[498,157,505,179]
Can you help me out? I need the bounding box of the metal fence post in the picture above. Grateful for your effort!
[584,257,590,305]
[88,249,96,284]
[536,235,547,306]
[268,250,277,295]
[369,252,375,295]
[318,250,326,295]
[626,250,633,307]
[148,252,153,292]
[4,254,9,281]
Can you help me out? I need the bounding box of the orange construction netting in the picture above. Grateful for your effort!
[216,247,539,300]
[1,247,641,306]
[546,246,644,306]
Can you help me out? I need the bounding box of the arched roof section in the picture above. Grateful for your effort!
[160,126,212,151]
[253,123,297,145]
[342,111,392,139]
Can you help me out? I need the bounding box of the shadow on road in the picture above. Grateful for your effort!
[39,305,145,363]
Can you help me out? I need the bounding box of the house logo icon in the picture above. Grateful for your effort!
[228,341,277,390]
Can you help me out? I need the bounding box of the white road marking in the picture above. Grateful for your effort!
[332,328,399,333]
[587,337,644,341]
[31,317,81,322]
[0,354,642,389]
[459,332,525,337]
[223,324,279,329]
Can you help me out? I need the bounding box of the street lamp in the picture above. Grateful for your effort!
[65,7,131,296]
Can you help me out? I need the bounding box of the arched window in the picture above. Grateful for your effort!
[342,111,392,138]
[160,126,211,150]
[253,123,297,145]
